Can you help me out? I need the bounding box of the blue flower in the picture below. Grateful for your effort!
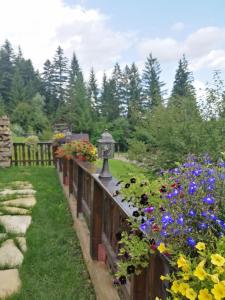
[161,213,174,225]
[207,177,215,184]
[177,215,184,225]
[198,223,209,230]
[189,209,196,217]
[192,169,202,176]
[187,237,196,247]
[160,230,169,237]
[188,182,197,195]
[203,195,215,205]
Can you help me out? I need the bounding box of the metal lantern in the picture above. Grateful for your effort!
[98,130,115,179]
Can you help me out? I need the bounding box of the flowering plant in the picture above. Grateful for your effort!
[161,238,225,299]
[114,155,225,286]
[53,133,66,145]
[55,140,97,162]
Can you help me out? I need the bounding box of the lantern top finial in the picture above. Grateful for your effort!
[98,129,115,144]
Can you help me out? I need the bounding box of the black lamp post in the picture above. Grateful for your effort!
[98,130,115,179]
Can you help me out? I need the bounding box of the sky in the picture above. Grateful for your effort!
[0,0,225,95]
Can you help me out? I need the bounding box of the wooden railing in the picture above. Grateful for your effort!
[12,142,54,166]
[56,156,170,300]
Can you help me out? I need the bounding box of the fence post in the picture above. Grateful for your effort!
[69,159,73,194]
[131,267,149,300]
[90,179,103,260]
[77,166,83,217]
[63,157,68,185]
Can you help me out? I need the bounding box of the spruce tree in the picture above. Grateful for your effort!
[42,59,56,114]
[52,46,68,108]
[142,53,164,109]
[126,63,142,122]
[170,55,195,104]
[88,68,99,116]
[111,62,124,116]
[69,52,81,88]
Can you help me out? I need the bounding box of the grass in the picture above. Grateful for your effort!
[0,167,95,300]
[95,158,153,180]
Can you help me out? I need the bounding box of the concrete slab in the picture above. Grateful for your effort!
[0,269,21,299]
[0,197,36,208]
[0,239,24,268]
[0,215,32,235]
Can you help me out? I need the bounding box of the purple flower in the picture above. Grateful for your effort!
[187,237,196,247]
[172,189,179,197]
[207,177,215,184]
[161,214,174,225]
[192,169,202,176]
[198,223,209,230]
[188,182,197,195]
[203,195,215,205]
[160,230,169,237]
[177,215,184,225]
[189,209,196,217]
[167,193,173,199]
[144,206,154,214]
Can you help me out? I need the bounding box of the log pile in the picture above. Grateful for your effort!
[0,116,12,167]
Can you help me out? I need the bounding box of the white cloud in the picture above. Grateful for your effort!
[0,0,136,74]
[171,22,185,32]
[138,26,225,71]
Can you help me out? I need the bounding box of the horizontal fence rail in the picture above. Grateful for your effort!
[56,155,170,300]
[12,142,54,166]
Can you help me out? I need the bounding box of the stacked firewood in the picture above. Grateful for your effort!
[0,116,12,167]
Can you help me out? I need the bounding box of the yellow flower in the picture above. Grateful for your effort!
[211,254,225,267]
[186,288,197,300]
[157,243,167,253]
[198,288,213,300]
[177,255,190,272]
[160,275,166,281]
[194,261,207,281]
[195,242,206,251]
[179,282,190,296]
[216,267,224,275]
[211,281,225,300]
[182,273,190,281]
[210,273,220,283]
[171,280,180,294]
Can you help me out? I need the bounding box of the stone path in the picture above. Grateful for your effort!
[0,182,36,299]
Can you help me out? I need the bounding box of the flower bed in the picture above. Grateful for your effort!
[113,155,225,299]
[55,140,97,162]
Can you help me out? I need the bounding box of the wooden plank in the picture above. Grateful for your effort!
[14,144,18,166]
[40,144,44,166]
[90,179,103,260]
[22,144,26,166]
[27,145,31,166]
[77,166,83,217]
[48,144,51,166]
[69,159,73,194]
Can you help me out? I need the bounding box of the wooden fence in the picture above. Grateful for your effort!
[11,142,54,166]
[56,156,170,300]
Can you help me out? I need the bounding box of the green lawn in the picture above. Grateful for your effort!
[0,167,95,300]
[95,159,153,180]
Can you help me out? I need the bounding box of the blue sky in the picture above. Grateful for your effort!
[0,0,225,95]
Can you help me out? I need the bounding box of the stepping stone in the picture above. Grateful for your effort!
[9,181,33,189]
[0,239,24,268]
[0,216,32,234]
[15,237,27,253]
[0,189,36,196]
[0,269,21,299]
[0,206,30,215]
[0,197,36,208]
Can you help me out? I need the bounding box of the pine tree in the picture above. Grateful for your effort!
[111,62,125,116]
[0,40,15,112]
[170,55,195,103]
[52,46,68,108]
[10,66,26,108]
[142,53,164,109]
[69,52,81,88]
[126,63,142,121]
[41,59,56,115]
[88,68,99,116]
